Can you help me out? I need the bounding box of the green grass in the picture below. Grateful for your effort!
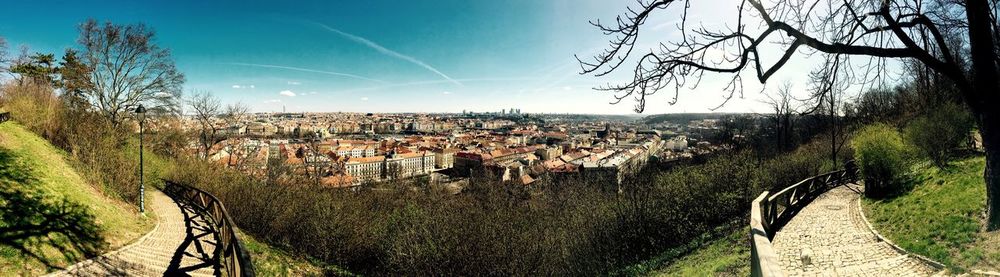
[614,223,748,277]
[239,230,355,276]
[863,155,999,272]
[648,227,749,276]
[0,122,153,276]
[122,137,176,190]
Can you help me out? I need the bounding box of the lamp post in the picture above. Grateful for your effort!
[135,104,146,215]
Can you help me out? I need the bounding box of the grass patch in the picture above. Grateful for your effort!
[0,122,153,275]
[648,226,749,276]
[121,137,175,190]
[862,155,999,272]
[239,230,355,276]
[615,222,748,277]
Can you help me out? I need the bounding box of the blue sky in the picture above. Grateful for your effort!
[0,0,885,114]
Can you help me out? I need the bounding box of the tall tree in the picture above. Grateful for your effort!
[189,90,220,159]
[223,101,252,168]
[0,37,10,75]
[59,49,94,110]
[10,52,58,85]
[77,19,184,125]
[762,81,797,152]
[581,0,1000,229]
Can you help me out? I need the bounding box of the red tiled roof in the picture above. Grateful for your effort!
[347,156,385,164]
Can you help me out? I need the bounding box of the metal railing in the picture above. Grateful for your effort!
[0,112,10,124]
[163,180,256,277]
[750,161,858,277]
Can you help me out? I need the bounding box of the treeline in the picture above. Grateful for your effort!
[849,63,977,198]
[165,136,843,275]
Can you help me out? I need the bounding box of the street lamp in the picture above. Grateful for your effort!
[135,104,146,215]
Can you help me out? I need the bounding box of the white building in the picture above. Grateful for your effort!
[665,136,688,151]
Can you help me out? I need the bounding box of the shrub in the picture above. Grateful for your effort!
[0,82,148,203]
[904,102,973,167]
[0,82,62,138]
[852,123,909,198]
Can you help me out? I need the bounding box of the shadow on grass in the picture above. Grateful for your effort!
[0,147,106,269]
[863,172,921,202]
[872,158,972,202]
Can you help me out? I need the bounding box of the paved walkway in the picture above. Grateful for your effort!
[771,184,943,276]
[49,190,221,277]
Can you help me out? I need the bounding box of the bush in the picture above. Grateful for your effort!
[904,102,973,167]
[852,123,909,198]
[0,82,62,138]
[0,82,151,204]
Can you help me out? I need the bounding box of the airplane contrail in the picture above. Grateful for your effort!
[330,77,539,94]
[311,22,463,86]
[224,62,386,83]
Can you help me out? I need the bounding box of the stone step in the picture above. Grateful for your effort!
[45,190,226,277]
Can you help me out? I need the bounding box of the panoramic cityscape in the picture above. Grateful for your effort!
[1,0,999,276]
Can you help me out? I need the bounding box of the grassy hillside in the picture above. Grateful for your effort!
[0,122,153,275]
[650,227,749,276]
[240,230,357,276]
[863,156,999,272]
[621,225,749,277]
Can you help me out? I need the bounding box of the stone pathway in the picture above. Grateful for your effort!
[771,184,943,276]
[48,190,220,277]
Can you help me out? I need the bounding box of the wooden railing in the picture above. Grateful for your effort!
[750,161,858,277]
[163,180,255,277]
[0,112,10,124]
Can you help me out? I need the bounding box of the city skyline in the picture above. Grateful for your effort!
[0,0,892,114]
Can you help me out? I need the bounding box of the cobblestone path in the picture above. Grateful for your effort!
[771,184,944,276]
[48,190,220,277]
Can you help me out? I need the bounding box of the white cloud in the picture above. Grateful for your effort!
[249,85,255,89]
[263,99,282,103]
[279,90,296,97]
[287,81,301,85]
[232,85,242,89]
[360,97,369,101]
[233,84,255,89]
[562,86,573,91]
[442,91,452,95]
[308,91,318,95]
[312,22,462,86]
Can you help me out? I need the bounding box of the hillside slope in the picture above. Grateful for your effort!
[863,156,999,273]
[0,122,152,275]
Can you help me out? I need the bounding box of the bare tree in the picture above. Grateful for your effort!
[77,19,185,125]
[0,37,9,74]
[853,87,904,124]
[223,101,252,168]
[224,102,250,128]
[580,0,1000,229]
[188,90,220,159]
[307,131,326,185]
[802,54,853,167]
[762,81,797,152]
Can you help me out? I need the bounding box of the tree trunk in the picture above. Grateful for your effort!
[983,119,1000,230]
[831,97,838,168]
[965,0,1000,230]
